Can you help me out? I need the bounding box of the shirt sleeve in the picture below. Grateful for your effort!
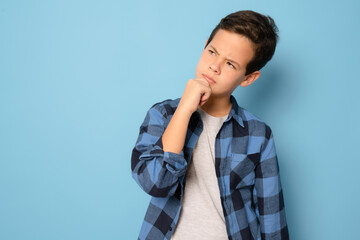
[131,104,188,198]
[253,124,289,239]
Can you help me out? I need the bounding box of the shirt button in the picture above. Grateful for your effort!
[169,226,172,231]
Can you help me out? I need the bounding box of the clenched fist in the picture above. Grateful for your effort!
[177,78,212,115]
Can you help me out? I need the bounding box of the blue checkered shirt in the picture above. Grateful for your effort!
[131,95,289,240]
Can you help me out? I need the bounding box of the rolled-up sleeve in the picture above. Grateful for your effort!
[253,124,289,239]
[131,104,188,197]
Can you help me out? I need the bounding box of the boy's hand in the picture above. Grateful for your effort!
[178,78,212,115]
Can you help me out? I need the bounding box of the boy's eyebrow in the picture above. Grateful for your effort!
[209,44,241,68]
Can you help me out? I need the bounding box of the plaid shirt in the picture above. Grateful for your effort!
[131,95,289,240]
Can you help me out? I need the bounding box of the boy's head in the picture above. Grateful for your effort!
[195,10,279,97]
[207,10,279,76]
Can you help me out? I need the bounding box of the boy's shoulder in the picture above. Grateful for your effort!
[148,97,181,117]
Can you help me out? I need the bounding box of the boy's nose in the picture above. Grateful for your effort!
[209,62,220,73]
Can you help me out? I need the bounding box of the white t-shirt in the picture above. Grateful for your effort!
[171,107,229,240]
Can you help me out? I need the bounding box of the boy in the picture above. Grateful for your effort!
[131,10,289,240]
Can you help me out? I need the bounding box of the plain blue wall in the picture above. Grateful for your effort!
[1,0,359,239]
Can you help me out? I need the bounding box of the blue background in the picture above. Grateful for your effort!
[1,0,359,239]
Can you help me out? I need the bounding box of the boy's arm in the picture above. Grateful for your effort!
[131,78,211,198]
[131,104,191,198]
[161,106,192,153]
[253,125,289,239]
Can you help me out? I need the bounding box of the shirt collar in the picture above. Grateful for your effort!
[174,94,245,128]
[224,95,245,128]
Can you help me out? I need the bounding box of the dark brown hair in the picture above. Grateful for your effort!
[205,10,279,76]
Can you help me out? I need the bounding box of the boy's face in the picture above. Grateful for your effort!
[195,29,260,97]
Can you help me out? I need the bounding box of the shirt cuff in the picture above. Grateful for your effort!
[163,150,188,177]
[138,145,188,177]
[138,144,164,160]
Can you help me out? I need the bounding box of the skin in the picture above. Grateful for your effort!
[195,29,261,117]
[162,29,261,154]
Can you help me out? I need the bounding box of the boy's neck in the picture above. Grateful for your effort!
[199,95,232,118]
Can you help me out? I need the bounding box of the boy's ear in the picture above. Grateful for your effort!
[239,71,261,87]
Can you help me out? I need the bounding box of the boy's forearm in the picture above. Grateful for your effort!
[162,106,193,154]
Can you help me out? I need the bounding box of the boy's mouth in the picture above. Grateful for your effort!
[202,74,216,84]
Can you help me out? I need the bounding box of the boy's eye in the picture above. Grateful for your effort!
[207,49,236,69]
[227,62,236,69]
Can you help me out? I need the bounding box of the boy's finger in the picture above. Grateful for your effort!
[200,89,211,103]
